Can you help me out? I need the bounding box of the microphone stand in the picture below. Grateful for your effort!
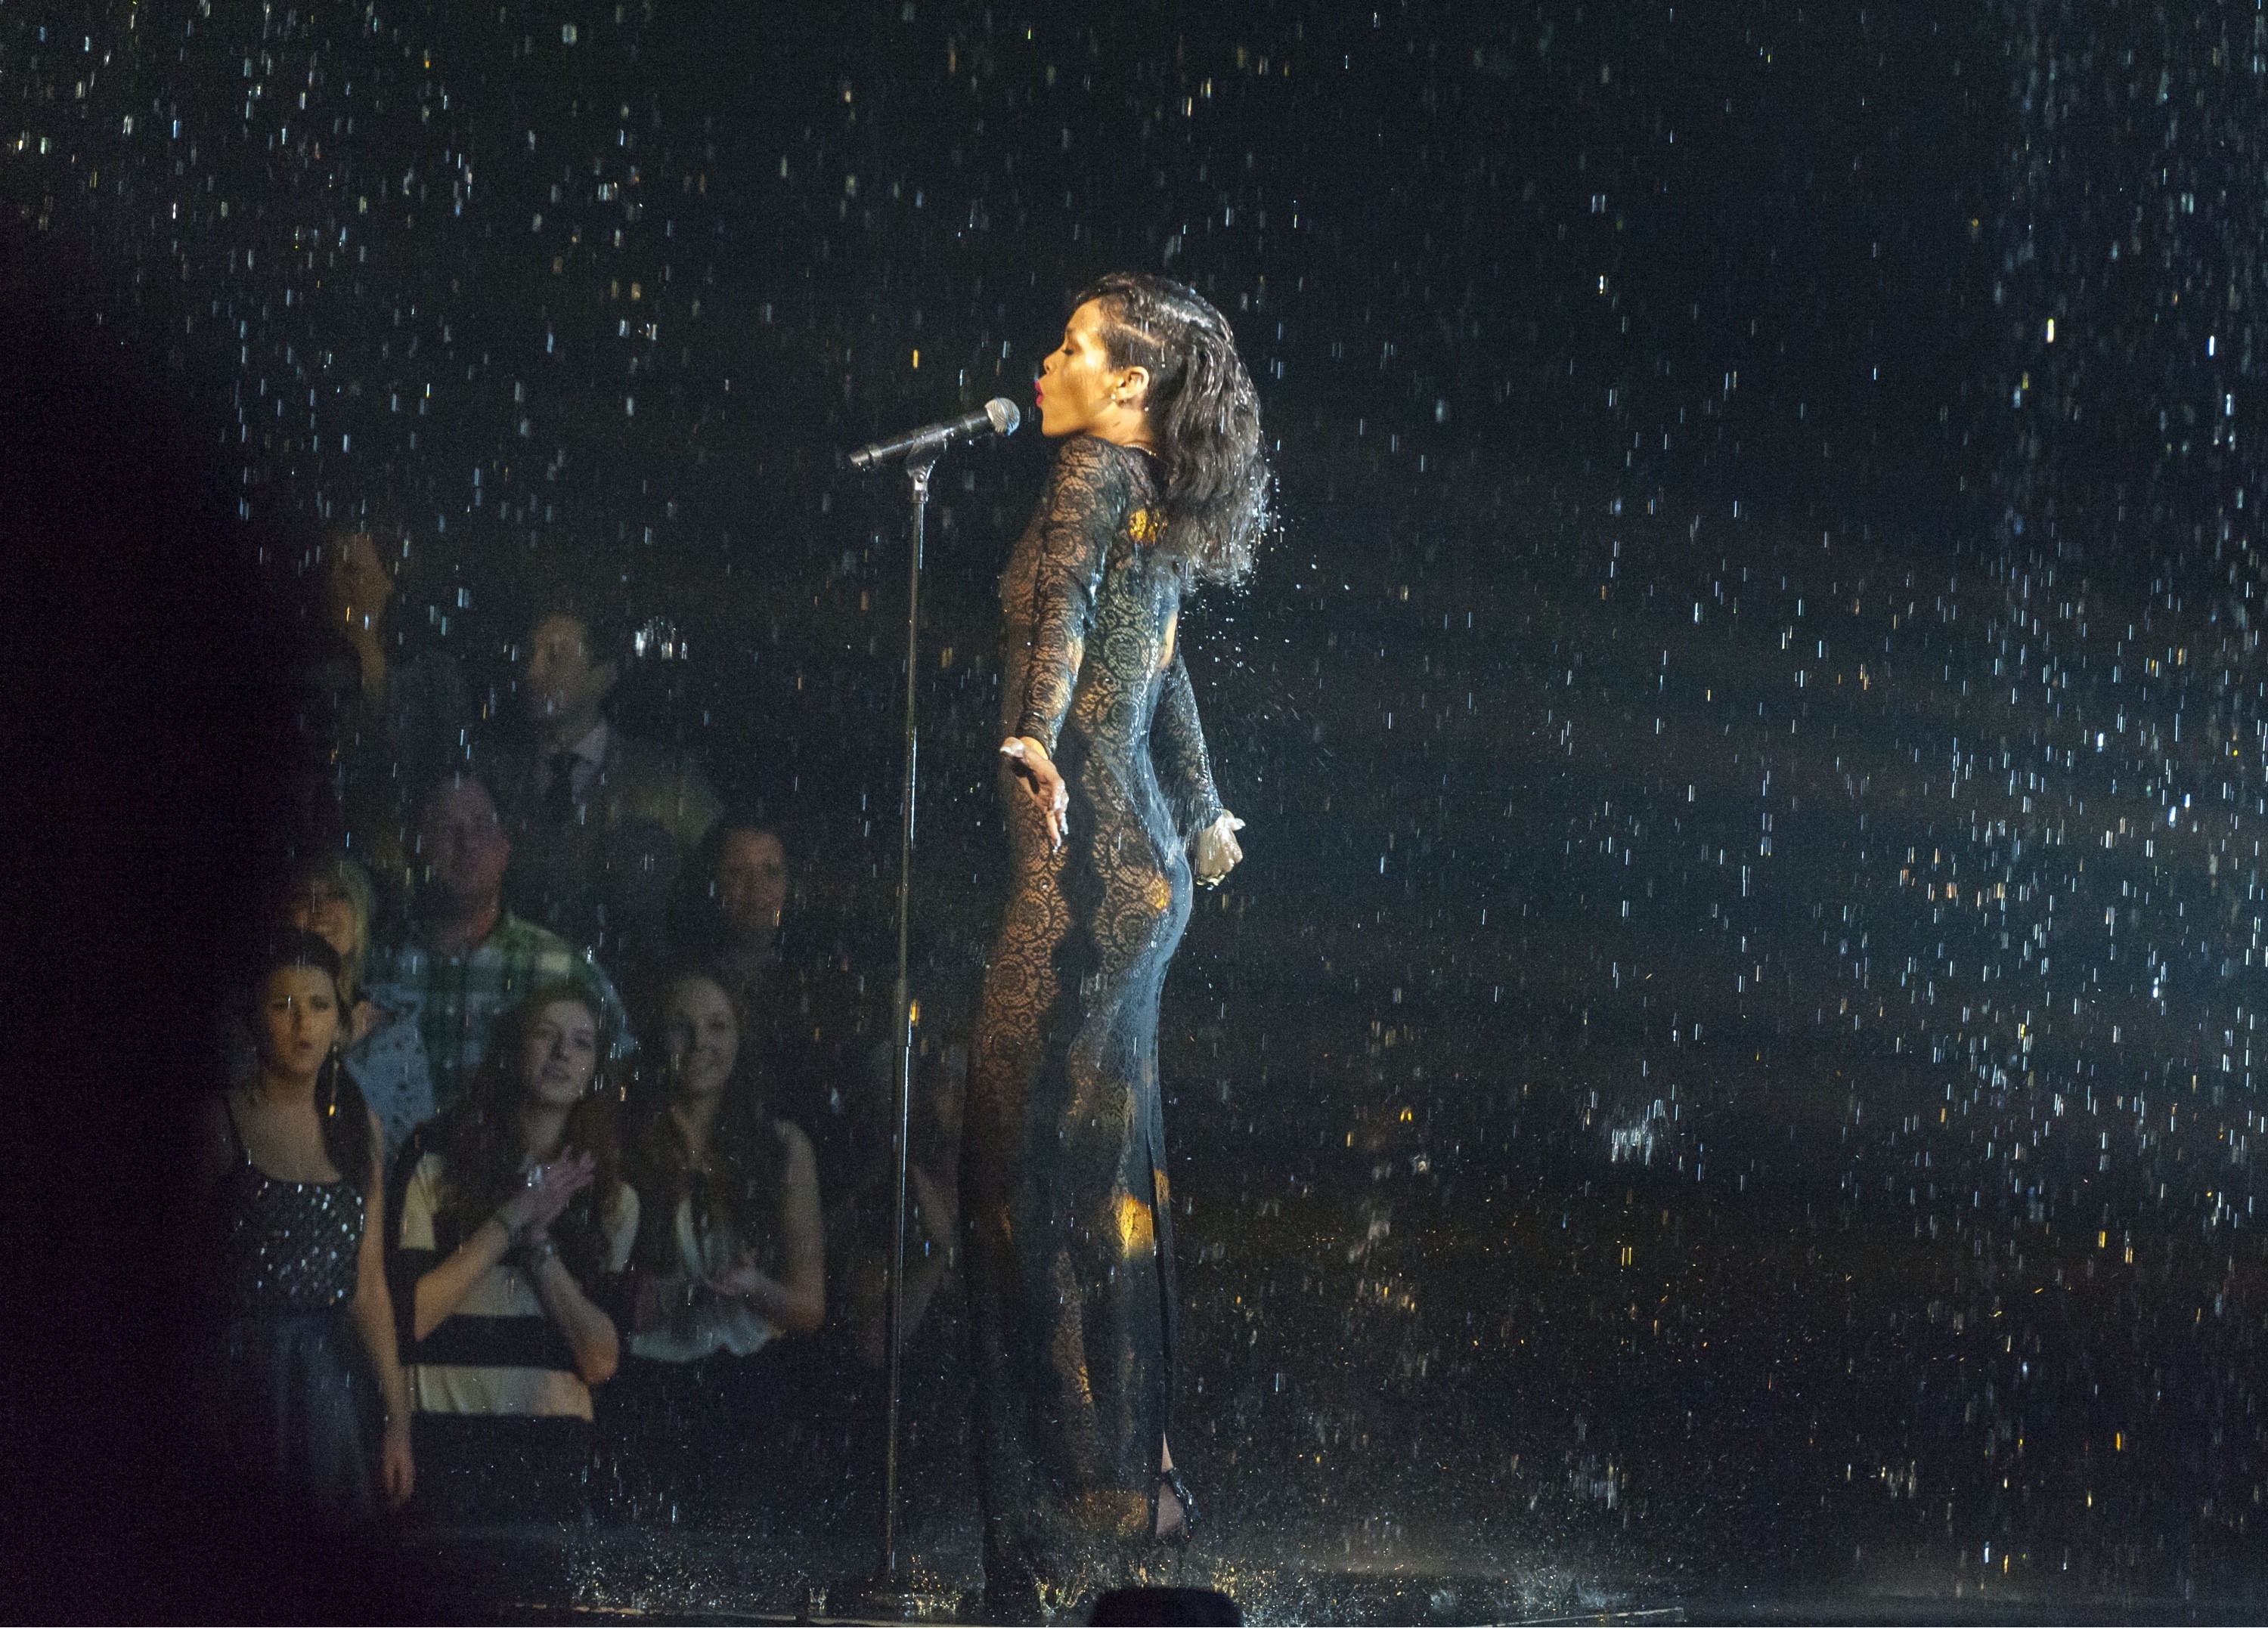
[828,446,947,1623]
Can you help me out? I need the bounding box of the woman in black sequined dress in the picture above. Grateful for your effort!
[965,274,1269,1610]
[195,933,415,1522]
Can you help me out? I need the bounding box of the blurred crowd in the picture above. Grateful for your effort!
[191,526,965,1534]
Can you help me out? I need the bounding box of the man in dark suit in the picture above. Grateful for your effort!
[491,592,720,971]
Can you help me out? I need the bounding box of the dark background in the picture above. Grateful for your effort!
[8,0,2268,1619]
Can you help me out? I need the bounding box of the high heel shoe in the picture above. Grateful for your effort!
[1154,1466,1199,1543]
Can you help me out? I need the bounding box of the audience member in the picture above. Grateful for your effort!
[389,983,638,1524]
[277,851,435,1155]
[194,933,414,1526]
[364,774,631,1117]
[491,593,720,967]
[299,527,470,918]
[610,969,824,1512]
[663,818,870,1191]
[666,819,789,1014]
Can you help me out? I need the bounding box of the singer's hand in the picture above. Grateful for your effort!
[1193,812,1245,887]
[1001,737,1069,850]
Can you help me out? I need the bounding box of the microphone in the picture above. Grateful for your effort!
[847,397,1021,469]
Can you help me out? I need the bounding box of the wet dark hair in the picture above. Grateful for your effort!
[432,980,625,1283]
[627,966,791,1275]
[248,931,376,1186]
[1076,271,1270,587]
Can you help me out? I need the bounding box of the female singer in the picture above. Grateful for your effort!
[965,272,1268,1611]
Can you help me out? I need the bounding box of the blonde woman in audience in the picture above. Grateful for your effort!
[279,850,434,1154]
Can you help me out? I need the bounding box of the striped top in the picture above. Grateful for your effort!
[393,1151,639,1420]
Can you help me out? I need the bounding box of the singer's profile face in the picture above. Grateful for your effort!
[1037,299,1150,445]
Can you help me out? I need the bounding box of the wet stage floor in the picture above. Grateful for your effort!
[367,1168,2267,1626]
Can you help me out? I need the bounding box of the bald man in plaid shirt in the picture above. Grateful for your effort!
[365,774,633,1118]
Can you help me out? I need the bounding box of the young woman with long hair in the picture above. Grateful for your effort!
[389,981,637,1521]
[194,932,414,1524]
[965,272,1269,1609]
[611,968,823,1513]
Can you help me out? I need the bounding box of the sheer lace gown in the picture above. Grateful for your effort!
[965,435,1228,1590]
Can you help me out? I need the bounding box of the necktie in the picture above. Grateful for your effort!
[545,749,581,822]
